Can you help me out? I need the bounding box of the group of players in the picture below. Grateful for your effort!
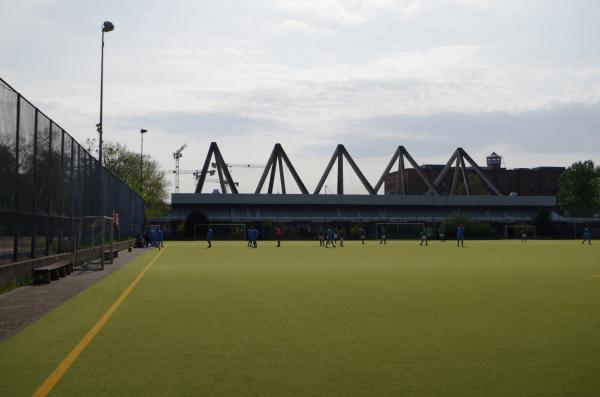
[206,225,279,248]
[204,224,471,248]
[315,225,465,248]
[136,227,164,249]
[204,224,593,248]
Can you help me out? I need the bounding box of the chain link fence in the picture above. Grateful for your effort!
[0,77,144,264]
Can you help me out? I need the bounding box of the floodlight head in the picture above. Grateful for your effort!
[140,129,147,134]
[102,21,115,32]
[211,162,217,168]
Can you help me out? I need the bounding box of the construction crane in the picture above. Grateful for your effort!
[173,144,187,193]
[211,162,265,169]
[172,169,239,193]
[205,178,239,193]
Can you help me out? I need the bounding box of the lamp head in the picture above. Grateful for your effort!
[102,21,115,32]
[140,129,148,134]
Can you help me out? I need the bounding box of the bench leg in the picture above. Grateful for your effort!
[50,269,60,281]
[34,270,51,284]
[59,266,66,277]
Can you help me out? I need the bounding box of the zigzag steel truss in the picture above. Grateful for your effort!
[255,143,309,194]
[373,146,439,195]
[426,148,502,196]
[191,143,503,196]
[195,142,239,194]
[314,145,374,195]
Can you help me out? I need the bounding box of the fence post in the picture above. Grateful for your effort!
[12,94,20,262]
[100,216,105,270]
[31,109,38,259]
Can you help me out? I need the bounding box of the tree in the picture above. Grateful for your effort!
[182,211,209,238]
[445,212,497,238]
[100,141,169,220]
[530,207,554,236]
[558,160,600,216]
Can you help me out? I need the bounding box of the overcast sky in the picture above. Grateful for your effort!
[1,0,599,195]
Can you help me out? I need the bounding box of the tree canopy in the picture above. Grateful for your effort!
[93,140,169,220]
[558,160,600,216]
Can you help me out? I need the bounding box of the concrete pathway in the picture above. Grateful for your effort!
[0,248,150,342]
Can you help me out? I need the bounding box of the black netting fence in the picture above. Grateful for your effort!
[0,77,145,264]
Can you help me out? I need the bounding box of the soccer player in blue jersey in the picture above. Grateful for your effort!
[582,226,591,245]
[207,227,213,248]
[325,227,336,248]
[252,228,259,248]
[456,224,465,247]
[157,229,164,249]
[149,228,157,248]
[247,227,253,247]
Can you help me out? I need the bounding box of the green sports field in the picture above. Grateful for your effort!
[1,241,599,396]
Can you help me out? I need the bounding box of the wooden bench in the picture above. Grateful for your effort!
[33,260,73,285]
[102,250,119,263]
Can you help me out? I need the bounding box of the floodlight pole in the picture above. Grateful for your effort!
[99,29,105,168]
[140,129,147,193]
[98,21,114,215]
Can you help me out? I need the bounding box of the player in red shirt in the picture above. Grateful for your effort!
[275,226,283,247]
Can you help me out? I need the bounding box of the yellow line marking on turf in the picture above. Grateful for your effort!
[32,245,168,397]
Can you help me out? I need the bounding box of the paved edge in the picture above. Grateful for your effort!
[0,248,152,342]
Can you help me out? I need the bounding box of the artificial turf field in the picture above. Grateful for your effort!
[1,241,599,396]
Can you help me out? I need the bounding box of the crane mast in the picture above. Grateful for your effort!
[173,144,187,193]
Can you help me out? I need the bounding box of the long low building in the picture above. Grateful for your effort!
[170,193,555,223]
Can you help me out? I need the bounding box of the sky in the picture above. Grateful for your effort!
[1,0,599,196]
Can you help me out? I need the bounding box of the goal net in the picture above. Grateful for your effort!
[193,223,246,241]
[74,216,115,270]
[375,222,426,239]
[503,225,537,240]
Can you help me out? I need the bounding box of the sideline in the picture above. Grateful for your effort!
[32,245,168,397]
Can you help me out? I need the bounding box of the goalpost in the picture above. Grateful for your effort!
[503,225,537,240]
[375,222,426,240]
[193,223,246,241]
[73,216,115,270]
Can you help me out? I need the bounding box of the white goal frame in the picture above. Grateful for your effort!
[375,222,426,239]
[193,223,246,241]
[74,216,115,270]
[503,225,537,240]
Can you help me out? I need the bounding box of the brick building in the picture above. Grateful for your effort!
[384,152,564,196]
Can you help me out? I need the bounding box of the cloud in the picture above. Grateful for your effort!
[275,0,368,26]
[276,19,339,35]
[340,101,600,164]
[112,111,291,137]
[2,0,600,195]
